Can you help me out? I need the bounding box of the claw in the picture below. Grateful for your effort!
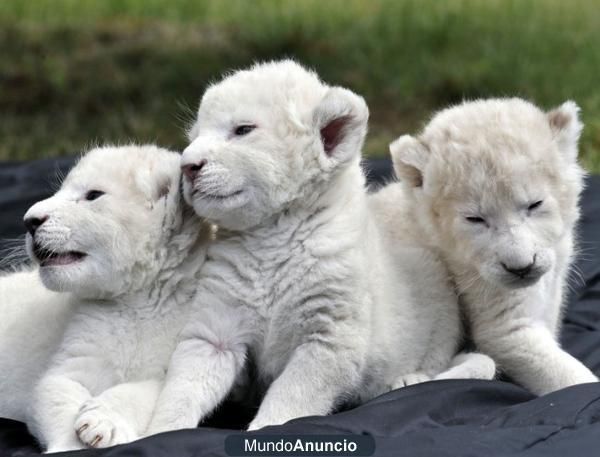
[90,434,102,447]
[76,424,89,435]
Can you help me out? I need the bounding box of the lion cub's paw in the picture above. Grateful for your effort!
[391,372,431,390]
[74,399,137,448]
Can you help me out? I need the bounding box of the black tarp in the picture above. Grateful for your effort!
[1,158,599,457]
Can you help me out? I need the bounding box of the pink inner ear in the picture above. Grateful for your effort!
[320,116,351,156]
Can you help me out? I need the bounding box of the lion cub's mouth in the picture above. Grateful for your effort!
[33,244,86,267]
[193,188,244,201]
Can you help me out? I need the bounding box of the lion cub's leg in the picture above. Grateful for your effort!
[32,373,93,453]
[248,337,364,431]
[392,352,497,388]
[32,351,124,452]
[433,352,496,381]
[474,320,597,395]
[147,304,248,435]
[74,379,162,448]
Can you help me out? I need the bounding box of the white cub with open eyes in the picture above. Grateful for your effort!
[147,60,494,434]
[25,145,212,452]
[380,98,598,395]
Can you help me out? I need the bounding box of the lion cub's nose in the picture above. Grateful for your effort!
[181,159,207,182]
[24,215,48,236]
[502,257,536,278]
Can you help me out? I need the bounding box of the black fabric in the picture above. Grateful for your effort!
[1,158,600,457]
[0,157,75,243]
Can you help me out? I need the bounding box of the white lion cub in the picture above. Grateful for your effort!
[26,145,212,452]
[383,98,598,395]
[147,61,493,434]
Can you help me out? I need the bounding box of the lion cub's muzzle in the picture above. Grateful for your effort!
[499,254,545,287]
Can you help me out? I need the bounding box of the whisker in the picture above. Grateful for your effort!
[0,236,29,270]
[569,265,587,288]
[174,99,198,137]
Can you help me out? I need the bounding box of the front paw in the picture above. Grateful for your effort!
[248,414,287,431]
[247,419,271,431]
[74,399,137,448]
[391,372,431,390]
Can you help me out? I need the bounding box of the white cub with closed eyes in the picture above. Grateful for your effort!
[26,145,212,452]
[381,98,598,395]
[147,60,494,434]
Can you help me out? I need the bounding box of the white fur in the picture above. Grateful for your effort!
[386,98,598,395]
[0,267,74,422]
[26,145,212,452]
[369,196,496,384]
[147,61,492,434]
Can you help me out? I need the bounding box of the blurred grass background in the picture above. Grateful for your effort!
[1,0,599,171]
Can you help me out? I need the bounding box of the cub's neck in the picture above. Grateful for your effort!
[222,164,369,250]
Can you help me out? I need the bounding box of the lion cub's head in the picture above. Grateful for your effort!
[390,98,585,289]
[24,145,185,298]
[180,60,369,230]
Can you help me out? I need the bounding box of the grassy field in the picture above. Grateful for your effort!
[1,0,599,172]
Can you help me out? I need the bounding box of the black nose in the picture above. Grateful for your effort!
[181,159,207,182]
[24,216,48,236]
[502,257,536,278]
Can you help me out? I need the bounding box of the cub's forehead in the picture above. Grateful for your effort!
[421,102,561,192]
[63,145,178,190]
[429,150,554,205]
[424,98,555,158]
[427,98,550,132]
[421,100,565,208]
[196,61,328,125]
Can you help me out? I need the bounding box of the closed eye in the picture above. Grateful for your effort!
[233,124,256,136]
[528,200,543,211]
[85,190,105,201]
[465,216,486,224]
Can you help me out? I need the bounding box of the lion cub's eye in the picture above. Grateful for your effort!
[85,190,105,201]
[528,200,543,211]
[233,125,256,136]
[465,216,486,224]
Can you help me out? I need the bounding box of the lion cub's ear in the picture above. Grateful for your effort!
[313,87,369,164]
[389,135,429,187]
[547,101,583,162]
[135,158,179,208]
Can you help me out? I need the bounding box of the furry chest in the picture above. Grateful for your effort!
[209,239,315,316]
[249,269,343,382]
[209,235,333,380]
[118,319,180,380]
[78,306,183,381]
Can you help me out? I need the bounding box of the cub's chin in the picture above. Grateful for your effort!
[37,260,87,293]
[29,246,95,294]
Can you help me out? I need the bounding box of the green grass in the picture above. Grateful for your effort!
[1,0,599,172]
